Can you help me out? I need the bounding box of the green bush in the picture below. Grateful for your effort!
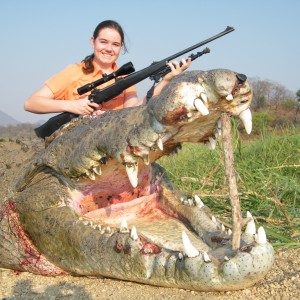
[252,111,273,132]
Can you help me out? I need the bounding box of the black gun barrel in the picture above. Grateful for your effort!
[164,26,233,62]
[150,47,211,82]
[34,26,234,139]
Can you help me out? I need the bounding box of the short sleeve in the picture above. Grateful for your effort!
[45,65,80,100]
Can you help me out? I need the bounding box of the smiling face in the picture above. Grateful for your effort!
[91,27,123,69]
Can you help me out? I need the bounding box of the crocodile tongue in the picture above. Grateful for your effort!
[83,191,208,252]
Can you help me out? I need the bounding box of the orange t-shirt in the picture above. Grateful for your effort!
[45,61,137,111]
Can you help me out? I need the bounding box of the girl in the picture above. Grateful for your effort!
[24,20,190,116]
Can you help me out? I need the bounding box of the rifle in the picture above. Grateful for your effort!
[34,26,234,139]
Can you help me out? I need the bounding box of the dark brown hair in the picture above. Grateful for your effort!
[82,20,128,74]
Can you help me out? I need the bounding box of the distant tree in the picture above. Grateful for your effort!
[296,90,300,102]
[248,78,271,110]
[296,90,300,122]
[249,77,294,110]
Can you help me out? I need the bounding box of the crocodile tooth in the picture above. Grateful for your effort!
[188,198,194,206]
[203,252,211,263]
[245,220,256,235]
[194,98,209,115]
[183,199,189,206]
[142,154,150,165]
[86,171,96,181]
[208,136,217,150]
[211,215,217,224]
[221,224,226,232]
[104,226,111,234]
[120,218,129,233]
[182,231,200,258]
[125,163,138,188]
[200,92,208,103]
[239,108,252,134]
[93,165,102,175]
[178,253,183,260]
[246,211,253,219]
[187,112,193,118]
[82,221,94,226]
[224,256,230,261]
[245,211,256,235]
[226,94,233,101]
[194,195,204,208]
[157,138,163,151]
[227,229,232,236]
[95,224,102,231]
[255,226,267,244]
[130,226,138,240]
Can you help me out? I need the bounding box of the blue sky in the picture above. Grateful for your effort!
[1,0,300,123]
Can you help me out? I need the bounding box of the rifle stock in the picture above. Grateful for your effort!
[34,26,234,139]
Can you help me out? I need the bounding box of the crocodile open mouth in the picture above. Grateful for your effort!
[2,69,274,291]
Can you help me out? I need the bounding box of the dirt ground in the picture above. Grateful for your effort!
[0,248,299,300]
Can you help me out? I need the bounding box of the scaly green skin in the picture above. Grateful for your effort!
[0,70,274,291]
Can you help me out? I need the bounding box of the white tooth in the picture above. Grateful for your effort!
[178,253,183,260]
[245,219,256,235]
[226,94,233,101]
[142,154,150,165]
[194,195,204,208]
[203,252,211,262]
[255,226,267,244]
[194,98,209,115]
[227,229,232,236]
[239,108,252,134]
[182,231,200,258]
[245,211,256,235]
[224,256,230,261]
[93,165,102,175]
[130,226,138,240]
[221,224,226,232]
[200,92,208,103]
[183,199,189,206]
[83,221,93,226]
[86,171,95,180]
[212,216,217,224]
[246,211,253,219]
[104,226,111,233]
[187,112,193,118]
[125,163,138,188]
[157,138,163,151]
[188,198,194,206]
[120,218,129,233]
[208,136,217,150]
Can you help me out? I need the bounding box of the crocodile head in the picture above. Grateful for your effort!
[0,70,274,291]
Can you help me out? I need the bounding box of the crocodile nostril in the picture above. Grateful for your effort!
[236,73,247,83]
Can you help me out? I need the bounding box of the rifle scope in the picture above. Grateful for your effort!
[77,62,135,95]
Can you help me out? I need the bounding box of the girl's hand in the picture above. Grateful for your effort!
[163,57,192,82]
[67,98,101,115]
